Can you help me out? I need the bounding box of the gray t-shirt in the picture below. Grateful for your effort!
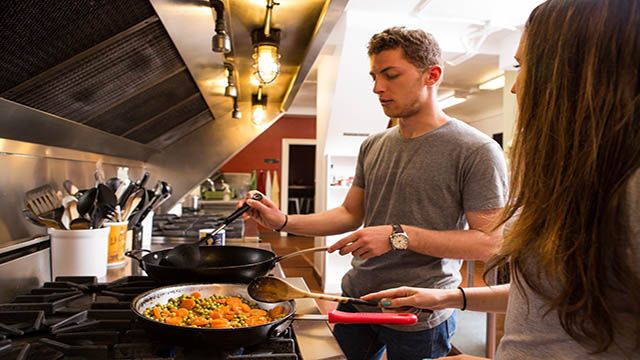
[343,119,508,331]
[496,170,640,359]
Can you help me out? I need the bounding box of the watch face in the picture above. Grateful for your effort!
[390,233,409,250]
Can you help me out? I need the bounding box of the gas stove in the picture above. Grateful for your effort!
[152,214,245,240]
[0,276,300,359]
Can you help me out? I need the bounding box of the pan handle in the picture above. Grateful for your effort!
[266,317,295,338]
[327,310,417,325]
[125,249,151,271]
[273,246,329,263]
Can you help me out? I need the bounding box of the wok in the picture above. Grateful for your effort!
[131,283,417,349]
[125,245,328,284]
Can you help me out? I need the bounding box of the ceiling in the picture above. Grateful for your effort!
[288,0,543,120]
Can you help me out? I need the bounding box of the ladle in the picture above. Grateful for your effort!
[159,193,263,267]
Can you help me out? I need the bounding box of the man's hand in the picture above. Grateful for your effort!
[238,191,287,231]
[327,225,393,259]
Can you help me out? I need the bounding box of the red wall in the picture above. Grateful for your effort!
[220,115,316,190]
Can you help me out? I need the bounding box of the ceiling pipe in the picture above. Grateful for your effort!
[210,0,231,53]
[263,0,278,36]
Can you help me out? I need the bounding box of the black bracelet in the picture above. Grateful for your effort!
[458,286,467,311]
[275,214,288,232]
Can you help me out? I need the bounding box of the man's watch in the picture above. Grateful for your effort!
[389,224,410,250]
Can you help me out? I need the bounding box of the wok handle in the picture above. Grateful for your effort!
[124,249,150,270]
[225,193,263,224]
[327,310,417,325]
[274,246,329,262]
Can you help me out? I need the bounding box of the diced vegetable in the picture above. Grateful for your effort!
[180,298,196,310]
[143,294,286,329]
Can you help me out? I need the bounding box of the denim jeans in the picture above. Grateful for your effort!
[332,303,456,360]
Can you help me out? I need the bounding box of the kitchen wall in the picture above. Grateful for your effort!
[219,115,317,192]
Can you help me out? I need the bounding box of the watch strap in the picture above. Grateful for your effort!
[391,224,404,234]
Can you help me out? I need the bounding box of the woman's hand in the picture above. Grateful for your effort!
[361,286,462,311]
[434,355,489,360]
[238,191,287,231]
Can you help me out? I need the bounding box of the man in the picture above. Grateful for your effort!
[240,27,508,360]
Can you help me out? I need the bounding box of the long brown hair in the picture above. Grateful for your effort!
[488,0,640,353]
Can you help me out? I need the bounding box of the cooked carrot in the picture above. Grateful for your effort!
[247,316,267,326]
[153,307,161,319]
[269,305,284,318]
[177,308,189,317]
[192,317,208,326]
[161,310,170,317]
[226,297,242,306]
[209,310,222,319]
[180,298,196,310]
[211,318,231,328]
[165,316,183,325]
[250,309,267,317]
[191,291,201,298]
[240,303,251,313]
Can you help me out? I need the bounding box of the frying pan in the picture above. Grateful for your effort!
[131,283,417,349]
[126,245,328,284]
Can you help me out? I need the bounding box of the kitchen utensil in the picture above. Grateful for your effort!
[60,195,79,229]
[121,188,144,221]
[91,184,118,228]
[21,208,63,229]
[105,177,122,194]
[25,185,62,217]
[126,189,151,228]
[126,245,329,284]
[76,188,97,217]
[62,180,79,196]
[248,276,378,306]
[159,193,263,268]
[69,218,91,230]
[131,283,417,349]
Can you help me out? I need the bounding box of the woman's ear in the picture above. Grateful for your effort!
[425,65,443,86]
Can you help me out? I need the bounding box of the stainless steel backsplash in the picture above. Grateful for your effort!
[0,138,145,248]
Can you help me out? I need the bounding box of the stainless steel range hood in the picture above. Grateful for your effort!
[0,0,347,219]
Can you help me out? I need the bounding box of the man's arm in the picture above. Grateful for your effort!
[328,207,503,261]
[242,186,365,237]
[405,207,503,261]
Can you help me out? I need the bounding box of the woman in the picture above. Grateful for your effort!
[363,0,640,358]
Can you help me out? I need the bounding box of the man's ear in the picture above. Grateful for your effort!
[424,65,443,86]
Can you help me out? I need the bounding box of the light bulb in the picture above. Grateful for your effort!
[252,104,266,126]
[253,44,280,84]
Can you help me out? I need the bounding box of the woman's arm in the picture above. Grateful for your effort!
[361,284,510,313]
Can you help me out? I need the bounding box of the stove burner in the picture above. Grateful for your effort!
[0,311,44,336]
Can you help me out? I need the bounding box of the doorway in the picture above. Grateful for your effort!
[280,139,316,222]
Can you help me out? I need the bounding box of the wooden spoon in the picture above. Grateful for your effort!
[248,276,379,307]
